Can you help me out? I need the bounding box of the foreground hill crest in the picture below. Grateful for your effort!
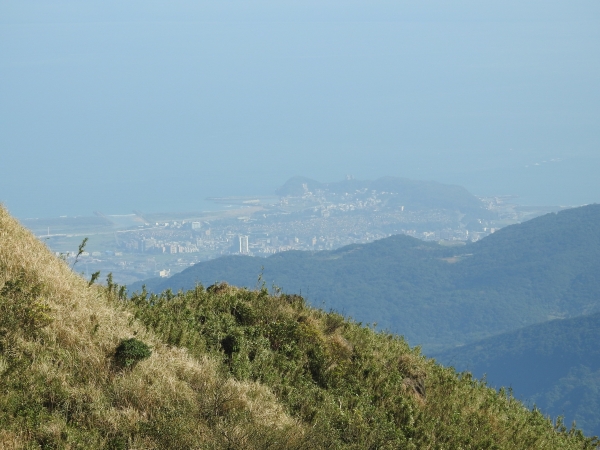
[0,206,299,448]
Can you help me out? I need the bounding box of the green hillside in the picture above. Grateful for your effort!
[434,311,600,437]
[134,204,600,352]
[2,206,598,448]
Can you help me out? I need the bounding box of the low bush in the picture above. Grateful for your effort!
[113,338,152,369]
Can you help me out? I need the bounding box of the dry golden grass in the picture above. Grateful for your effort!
[0,205,303,448]
[0,429,26,450]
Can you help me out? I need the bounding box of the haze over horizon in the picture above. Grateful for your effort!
[2,1,599,218]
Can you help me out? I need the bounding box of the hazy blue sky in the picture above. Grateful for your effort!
[2,1,599,217]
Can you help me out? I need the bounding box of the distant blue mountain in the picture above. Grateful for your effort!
[434,311,600,437]
[276,176,490,216]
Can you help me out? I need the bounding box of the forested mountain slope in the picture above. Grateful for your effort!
[134,204,600,352]
[434,311,600,437]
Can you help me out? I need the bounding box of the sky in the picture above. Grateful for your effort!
[1,1,599,218]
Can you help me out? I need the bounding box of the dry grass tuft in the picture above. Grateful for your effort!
[0,430,25,450]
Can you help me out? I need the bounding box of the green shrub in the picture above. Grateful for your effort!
[114,338,152,369]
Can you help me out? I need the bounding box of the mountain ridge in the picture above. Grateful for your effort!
[133,203,600,352]
[275,175,490,216]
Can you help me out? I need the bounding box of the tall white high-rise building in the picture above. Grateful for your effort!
[239,235,249,254]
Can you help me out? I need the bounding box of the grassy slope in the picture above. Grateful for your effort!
[434,311,600,437]
[1,205,597,448]
[0,206,302,449]
[125,281,600,448]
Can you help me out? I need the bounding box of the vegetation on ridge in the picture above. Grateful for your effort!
[122,280,597,449]
[0,204,598,448]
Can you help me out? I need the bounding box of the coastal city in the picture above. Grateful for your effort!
[24,178,564,286]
